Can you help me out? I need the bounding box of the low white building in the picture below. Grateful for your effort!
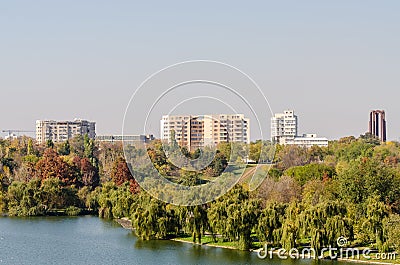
[95,135,154,143]
[281,134,329,148]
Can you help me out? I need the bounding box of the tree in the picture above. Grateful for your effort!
[284,163,336,186]
[79,158,99,189]
[131,193,174,240]
[276,145,310,170]
[184,205,209,244]
[41,177,63,210]
[257,176,302,204]
[331,137,377,162]
[0,190,6,214]
[384,214,400,252]
[27,139,35,156]
[208,185,259,250]
[249,141,261,162]
[46,139,54,149]
[181,146,190,158]
[178,170,200,186]
[70,135,85,157]
[302,179,338,206]
[256,202,287,246]
[6,179,44,216]
[298,201,352,257]
[216,142,231,161]
[14,155,38,182]
[209,151,228,176]
[280,202,302,251]
[363,196,389,252]
[337,158,400,207]
[147,140,167,168]
[58,140,71,156]
[111,157,139,194]
[35,148,77,186]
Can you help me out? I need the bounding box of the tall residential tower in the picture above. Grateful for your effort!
[271,110,298,143]
[369,110,387,142]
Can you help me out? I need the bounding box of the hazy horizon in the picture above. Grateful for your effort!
[1,1,399,141]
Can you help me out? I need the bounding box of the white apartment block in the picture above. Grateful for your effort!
[36,119,96,144]
[271,110,329,148]
[271,110,298,143]
[161,114,250,151]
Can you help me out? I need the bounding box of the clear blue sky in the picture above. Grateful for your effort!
[1,1,399,140]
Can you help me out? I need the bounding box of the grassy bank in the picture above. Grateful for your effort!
[171,235,241,250]
[114,219,398,264]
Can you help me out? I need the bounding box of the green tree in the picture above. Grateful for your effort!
[184,205,209,244]
[362,196,389,252]
[337,158,400,206]
[208,185,259,250]
[280,202,302,250]
[285,163,336,186]
[58,140,71,156]
[131,193,173,240]
[256,202,287,245]
[27,139,35,156]
[298,201,352,256]
[46,139,54,149]
[384,214,400,252]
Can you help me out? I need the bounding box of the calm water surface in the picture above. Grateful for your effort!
[0,216,353,265]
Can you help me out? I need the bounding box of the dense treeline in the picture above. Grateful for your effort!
[0,134,399,255]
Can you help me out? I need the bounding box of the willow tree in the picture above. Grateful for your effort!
[208,185,259,250]
[183,205,209,244]
[97,182,117,219]
[256,202,287,246]
[207,196,228,242]
[235,199,260,250]
[363,196,389,252]
[298,201,352,257]
[280,201,302,250]
[384,214,400,252]
[131,193,177,240]
[110,183,135,218]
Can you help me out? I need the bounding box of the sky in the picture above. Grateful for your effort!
[1,1,399,141]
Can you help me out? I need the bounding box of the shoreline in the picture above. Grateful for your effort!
[170,238,238,250]
[114,218,398,265]
[115,217,132,230]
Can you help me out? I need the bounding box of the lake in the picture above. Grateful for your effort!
[0,216,354,265]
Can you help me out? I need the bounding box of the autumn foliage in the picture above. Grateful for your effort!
[111,157,140,194]
[35,148,77,185]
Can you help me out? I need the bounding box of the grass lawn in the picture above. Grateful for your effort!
[173,235,241,249]
[173,235,399,265]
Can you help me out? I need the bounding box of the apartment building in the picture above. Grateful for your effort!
[271,110,328,148]
[36,119,96,144]
[160,114,250,151]
[271,110,298,143]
